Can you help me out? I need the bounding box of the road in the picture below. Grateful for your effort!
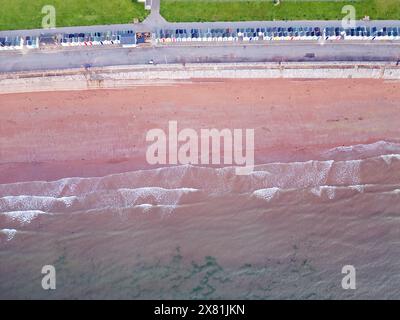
[1,42,400,73]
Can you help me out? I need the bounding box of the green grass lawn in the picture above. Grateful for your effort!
[160,0,400,22]
[0,0,149,31]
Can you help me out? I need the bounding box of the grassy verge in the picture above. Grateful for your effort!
[160,0,400,22]
[0,0,149,31]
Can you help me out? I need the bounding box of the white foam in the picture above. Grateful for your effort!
[310,186,336,199]
[2,210,48,225]
[135,203,153,213]
[135,204,153,208]
[0,188,198,213]
[250,170,272,178]
[325,187,336,200]
[381,154,400,165]
[349,185,365,193]
[117,187,198,205]
[310,184,369,199]
[1,229,17,241]
[384,189,400,195]
[327,140,400,154]
[256,160,334,189]
[310,187,322,197]
[0,195,76,212]
[332,159,361,185]
[252,188,280,202]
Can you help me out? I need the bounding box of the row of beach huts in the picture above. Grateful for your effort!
[0,30,148,51]
[156,26,400,43]
[2,26,400,51]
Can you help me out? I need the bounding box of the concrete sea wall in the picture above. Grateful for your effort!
[1,62,400,94]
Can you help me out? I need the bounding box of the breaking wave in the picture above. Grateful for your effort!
[1,210,48,225]
[0,141,399,216]
[0,188,200,214]
[252,188,280,202]
[0,229,17,242]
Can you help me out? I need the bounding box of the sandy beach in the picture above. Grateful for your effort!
[1,78,400,183]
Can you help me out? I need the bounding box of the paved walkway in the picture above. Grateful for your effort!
[142,0,168,28]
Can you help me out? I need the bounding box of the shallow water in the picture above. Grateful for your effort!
[1,141,400,299]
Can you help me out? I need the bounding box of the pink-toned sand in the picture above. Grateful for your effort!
[0,78,399,183]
